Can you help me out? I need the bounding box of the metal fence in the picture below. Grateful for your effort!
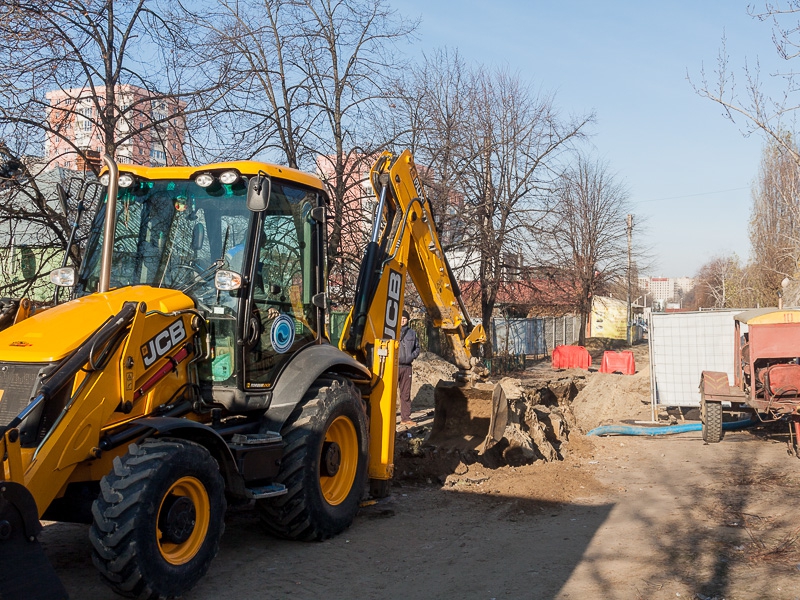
[492,318,547,357]
[649,309,741,408]
[542,315,582,353]
[329,311,570,362]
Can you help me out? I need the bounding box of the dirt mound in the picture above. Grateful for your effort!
[571,366,652,431]
[411,352,460,409]
[583,337,628,359]
[401,374,589,479]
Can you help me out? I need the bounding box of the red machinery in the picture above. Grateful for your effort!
[700,308,800,454]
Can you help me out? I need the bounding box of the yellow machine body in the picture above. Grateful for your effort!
[0,151,482,599]
[0,286,197,514]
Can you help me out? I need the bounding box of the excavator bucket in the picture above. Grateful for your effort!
[0,481,68,600]
[429,381,508,453]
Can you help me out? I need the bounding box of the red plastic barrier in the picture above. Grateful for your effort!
[552,345,592,370]
[599,350,635,375]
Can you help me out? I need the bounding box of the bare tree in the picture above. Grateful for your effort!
[402,54,592,350]
[749,134,800,304]
[0,0,229,297]
[693,254,755,308]
[690,3,800,164]
[195,0,417,304]
[690,5,800,307]
[191,0,313,168]
[536,156,634,344]
[0,0,229,168]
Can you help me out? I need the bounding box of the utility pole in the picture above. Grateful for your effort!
[626,214,633,345]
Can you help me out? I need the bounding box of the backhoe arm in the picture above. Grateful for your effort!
[338,150,484,493]
[341,149,484,368]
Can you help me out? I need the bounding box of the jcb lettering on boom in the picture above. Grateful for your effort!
[383,269,402,339]
[411,172,424,201]
[141,320,186,367]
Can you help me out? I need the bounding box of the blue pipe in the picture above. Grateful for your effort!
[586,418,757,437]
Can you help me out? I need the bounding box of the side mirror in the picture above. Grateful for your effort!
[191,223,205,252]
[246,172,271,212]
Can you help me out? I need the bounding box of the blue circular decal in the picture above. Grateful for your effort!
[270,314,295,354]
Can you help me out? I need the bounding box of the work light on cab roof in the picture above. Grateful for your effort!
[98,171,135,188]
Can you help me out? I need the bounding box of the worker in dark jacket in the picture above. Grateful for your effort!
[398,309,421,429]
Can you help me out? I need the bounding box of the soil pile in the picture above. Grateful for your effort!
[411,352,460,409]
[399,342,652,484]
[571,365,652,431]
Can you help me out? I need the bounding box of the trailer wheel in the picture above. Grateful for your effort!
[257,376,368,541]
[702,395,724,443]
[90,438,226,600]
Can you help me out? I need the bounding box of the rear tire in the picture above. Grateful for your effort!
[90,438,226,600]
[702,395,724,443]
[257,376,368,540]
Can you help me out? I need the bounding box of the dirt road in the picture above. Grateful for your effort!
[41,344,800,599]
[44,427,800,600]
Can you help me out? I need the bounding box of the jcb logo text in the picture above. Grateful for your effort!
[141,320,187,368]
[383,270,402,339]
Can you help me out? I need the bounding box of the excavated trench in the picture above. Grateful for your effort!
[393,346,653,486]
[393,371,591,485]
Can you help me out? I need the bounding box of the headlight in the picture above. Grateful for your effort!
[50,267,75,287]
[196,173,215,188]
[99,173,110,186]
[219,170,240,185]
[118,173,135,188]
[215,270,242,291]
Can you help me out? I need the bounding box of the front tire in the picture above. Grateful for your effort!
[90,438,226,599]
[257,376,368,541]
[702,393,724,443]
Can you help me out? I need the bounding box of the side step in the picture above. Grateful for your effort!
[247,483,288,499]
[228,432,285,490]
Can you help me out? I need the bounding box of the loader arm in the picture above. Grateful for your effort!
[338,150,485,492]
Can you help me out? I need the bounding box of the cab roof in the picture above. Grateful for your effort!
[110,160,326,192]
[734,307,800,324]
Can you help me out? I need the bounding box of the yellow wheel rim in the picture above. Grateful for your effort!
[320,415,359,506]
[157,476,210,565]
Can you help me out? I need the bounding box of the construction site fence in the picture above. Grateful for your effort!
[328,312,582,374]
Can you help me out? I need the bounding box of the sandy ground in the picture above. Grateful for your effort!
[42,343,800,599]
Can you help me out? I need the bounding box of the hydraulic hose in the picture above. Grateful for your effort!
[586,418,757,437]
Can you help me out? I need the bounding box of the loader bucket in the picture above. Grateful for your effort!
[429,381,508,453]
[0,481,68,600]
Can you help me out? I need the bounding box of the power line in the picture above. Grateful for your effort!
[635,186,749,204]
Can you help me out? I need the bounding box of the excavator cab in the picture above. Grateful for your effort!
[69,166,328,410]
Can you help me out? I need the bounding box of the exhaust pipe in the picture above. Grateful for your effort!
[98,154,119,293]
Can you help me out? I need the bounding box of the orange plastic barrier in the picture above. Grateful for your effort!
[599,350,635,375]
[552,345,592,370]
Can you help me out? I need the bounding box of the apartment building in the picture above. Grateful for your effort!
[45,85,185,169]
[638,275,695,305]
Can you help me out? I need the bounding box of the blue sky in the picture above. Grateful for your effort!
[395,1,784,277]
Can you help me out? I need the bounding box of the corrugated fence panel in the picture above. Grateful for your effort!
[543,315,581,353]
[491,318,546,356]
[650,310,740,407]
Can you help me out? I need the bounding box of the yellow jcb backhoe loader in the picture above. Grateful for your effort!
[0,150,483,599]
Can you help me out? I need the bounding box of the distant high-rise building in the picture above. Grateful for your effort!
[638,275,695,306]
[45,85,186,170]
